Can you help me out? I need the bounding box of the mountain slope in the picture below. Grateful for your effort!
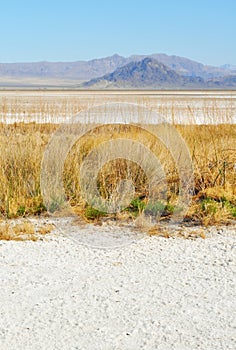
[129,54,229,79]
[208,75,236,88]
[82,58,205,89]
[0,54,127,82]
[0,53,234,86]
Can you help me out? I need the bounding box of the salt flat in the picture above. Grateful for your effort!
[0,90,235,124]
[0,224,235,350]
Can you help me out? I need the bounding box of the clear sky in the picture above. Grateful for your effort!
[0,0,235,66]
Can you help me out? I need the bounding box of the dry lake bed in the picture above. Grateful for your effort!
[0,90,235,350]
[0,90,236,124]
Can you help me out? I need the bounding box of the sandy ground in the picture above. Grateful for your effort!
[0,220,235,350]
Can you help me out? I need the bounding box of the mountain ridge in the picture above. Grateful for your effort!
[82,57,207,89]
[0,53,235,88]
[0,53,234,79]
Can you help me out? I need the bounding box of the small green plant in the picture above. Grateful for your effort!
[201,198,218,214]
[164,203,175,215]
[16,205,26,216]
[195,196,236,225]
[124,197,147,217]
[84,206,106,220]
[48,197,65,213]
[33,201,47,215]
[145,201,165,216]
[230,206,236,217]
[130,198,146,213]
[221,199,236,218]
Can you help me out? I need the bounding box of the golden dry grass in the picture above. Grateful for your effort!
[0,93,235,230]
[0,219,55,241]
[0,122,235,227]
[147,225,206,239]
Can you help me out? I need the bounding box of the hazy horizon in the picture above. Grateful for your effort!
[0,52,234,68]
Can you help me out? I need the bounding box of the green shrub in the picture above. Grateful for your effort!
[84,206,106,220]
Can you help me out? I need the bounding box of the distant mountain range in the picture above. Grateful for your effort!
[82,58,205,89]
[82,57,236,89]
[0,53,235,89]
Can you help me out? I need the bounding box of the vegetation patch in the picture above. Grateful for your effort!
[0,122,235,231]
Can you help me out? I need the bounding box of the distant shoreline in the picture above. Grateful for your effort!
[1,88,236,93]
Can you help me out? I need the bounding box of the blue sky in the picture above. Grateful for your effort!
[0,0,235,65]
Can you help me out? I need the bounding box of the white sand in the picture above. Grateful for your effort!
[0,223,235,350]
